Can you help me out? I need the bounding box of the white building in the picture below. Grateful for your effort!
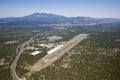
[31,51,41,56]
[47,45,63,54]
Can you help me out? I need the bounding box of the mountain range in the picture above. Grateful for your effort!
[0,13,120,23]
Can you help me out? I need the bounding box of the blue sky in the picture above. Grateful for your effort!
[0,0,120,18]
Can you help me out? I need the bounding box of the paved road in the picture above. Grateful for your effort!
[30,33,88,72]
[10,33,41,80]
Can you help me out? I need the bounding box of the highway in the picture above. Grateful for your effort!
[10,33,41,80]
[30,33,88,72]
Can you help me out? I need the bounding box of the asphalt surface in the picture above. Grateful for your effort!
[30,33,88,72]
[10,42,29,80]
[10,33,41,80]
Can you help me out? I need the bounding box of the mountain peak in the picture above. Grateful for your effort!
[0,13,96,23]
[31,12,48,15]
[25,12,65,18]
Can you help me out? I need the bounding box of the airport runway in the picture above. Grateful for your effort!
[11,33,88,80]
[30,33,88,72]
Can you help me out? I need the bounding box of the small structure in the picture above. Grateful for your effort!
[27,46,35,50]
[31,51,41,56]
[39,43,55,48]
[39,44,46,47]
[35,48,39,50]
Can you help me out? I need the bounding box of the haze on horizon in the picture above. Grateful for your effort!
[0,0,120,18]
